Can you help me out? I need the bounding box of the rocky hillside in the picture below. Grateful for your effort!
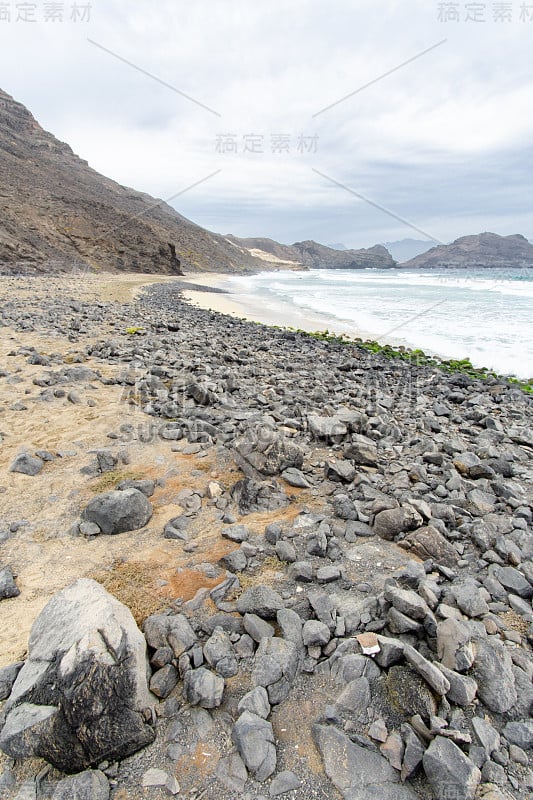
[0,88,264,274]
[403,233,533,270]
[228,235,396,269]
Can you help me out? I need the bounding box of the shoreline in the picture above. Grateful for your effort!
[178,271,533,388]
[179,271,388,344]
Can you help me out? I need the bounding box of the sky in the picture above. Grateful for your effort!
[1,0,532,248]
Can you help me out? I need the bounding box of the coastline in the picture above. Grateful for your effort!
[178,270,533,386]
[179,271,381,342]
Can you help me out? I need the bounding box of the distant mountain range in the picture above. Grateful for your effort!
[382,238,438,263]
[226,236,395,270]
[1,87,532,275]
[402,232,533,270]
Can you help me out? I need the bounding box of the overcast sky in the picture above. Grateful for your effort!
[1,0,532,248]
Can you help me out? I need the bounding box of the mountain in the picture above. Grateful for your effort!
[0,87,264,274]
[383,238,437,263]
[402,232,533,270]
[228,236,395,269]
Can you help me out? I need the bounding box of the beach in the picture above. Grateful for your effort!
[0,272,532,799]
[180,268,533,379]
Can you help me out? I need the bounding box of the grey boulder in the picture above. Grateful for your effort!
[10,453,44,476]
[232,710,276,781]
[471,636,517,713]
[313,724,418,800]
[234,426,303,478]
[373,506,422,541]
[423,736,481,800]
[184,667,224,708]
[51,770,110,800]
[236,585,284,619]
[82,489,152,534]
[252,637,299,704]
[0,579,155,773]
[503,720,533,750]
[0,567,20,600]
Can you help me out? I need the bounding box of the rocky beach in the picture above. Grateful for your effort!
[0,273,532,800]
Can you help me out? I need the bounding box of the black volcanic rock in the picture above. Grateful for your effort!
[402,232,533,269]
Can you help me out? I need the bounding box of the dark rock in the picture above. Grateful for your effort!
[302,620,331,647]
[290,561,314,582]
[10,453,44,476]
[400,526,459,568]
[149,665,178,698]
[237,585,284,619]
[269,770,301,796]
[471,636,517,714]
[82,489,152,534]
[252,637,299,704]
[0,567,20,600]
[423,736,481,800]
[0,579,155,773]
[307,415,348,443]
[203,628,238,677]
[243,614,275,643]
[232,711,276,781]
[503,720,533,750]
[51,770,110,800]
[234,426,303,478]
[344,434,378,467]
[222,525,250,543]
[313,724,417,799]
[183,667,224,708]
[281,467,311,488]
[386,666,438,719]
[325,460,356,483]
[231,478,289,514]
[373,506,423,541]
[143,613,196,656]
[116,478,155,497]
[237,686,271,719]
[0,662,24,700]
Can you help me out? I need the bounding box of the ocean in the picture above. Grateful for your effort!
[224,268,533,379]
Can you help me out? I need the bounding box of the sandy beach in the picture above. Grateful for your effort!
[179,272,375,340]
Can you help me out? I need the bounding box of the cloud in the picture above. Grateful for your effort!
[0,0,532,246]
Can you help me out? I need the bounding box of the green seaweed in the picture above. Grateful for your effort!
[266,324,533,395]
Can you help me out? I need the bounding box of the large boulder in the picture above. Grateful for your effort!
[0,579,155,772]
[82,489,153,534]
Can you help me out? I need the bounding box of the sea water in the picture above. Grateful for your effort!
[226,268,533,379]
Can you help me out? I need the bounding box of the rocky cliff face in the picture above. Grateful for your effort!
[228,236,396,269]
[402,232,533,270]
[0,88,262,274]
